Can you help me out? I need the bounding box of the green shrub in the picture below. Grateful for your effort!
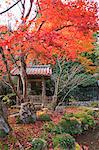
[43,122,61,134]
[79,107,96,117]
[62,113,74,120]
[38,114,51,122]
[0,129,7,138]
[90,101,99,108]
[74,112,87,118]
[74,113,96,130]
[58,117,82,135]
[53,134,75,150]
[81,115,96,130]
[31,138,47,150]
[86,109,96,117]
[43,122,55,132]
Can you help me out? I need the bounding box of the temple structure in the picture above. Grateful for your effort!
[11,65,53,105]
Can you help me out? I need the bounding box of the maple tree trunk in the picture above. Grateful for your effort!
[52,78,59,110]
[20,75,28,102]
[20,55,28,102]
[0,47,21,100]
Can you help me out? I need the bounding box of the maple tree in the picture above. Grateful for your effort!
[0,0,98,103]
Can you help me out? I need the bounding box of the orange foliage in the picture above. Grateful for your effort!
[78,56,97,73]
[0,0,98,74]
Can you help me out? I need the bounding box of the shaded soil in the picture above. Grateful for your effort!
[0,107,98,149]
[76,124,99,150]
[8,107,99,150]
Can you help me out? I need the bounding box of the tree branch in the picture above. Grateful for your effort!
[2,79,13,90]
[0,0,21,15]
[55,24,73,31]
[37,21,45,32]
[21,0,25,19]
[7,48,20,69]
[25,0,34,18]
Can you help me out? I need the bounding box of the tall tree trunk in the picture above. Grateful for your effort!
[0,47,21,100]
[20,55,28,102]
[52,77,60,110]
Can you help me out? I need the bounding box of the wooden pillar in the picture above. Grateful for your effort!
[42,77,46,106]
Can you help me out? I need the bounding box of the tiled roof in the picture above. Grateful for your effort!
[11,65,52,76]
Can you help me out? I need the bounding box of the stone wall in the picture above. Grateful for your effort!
[69,100,99,107]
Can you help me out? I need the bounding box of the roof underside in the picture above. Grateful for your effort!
[11,65,52,76]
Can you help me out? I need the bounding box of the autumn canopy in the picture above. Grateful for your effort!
[0,0,98,95]
[0,0,98,70]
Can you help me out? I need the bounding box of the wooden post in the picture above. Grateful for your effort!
[42,77,46,106]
